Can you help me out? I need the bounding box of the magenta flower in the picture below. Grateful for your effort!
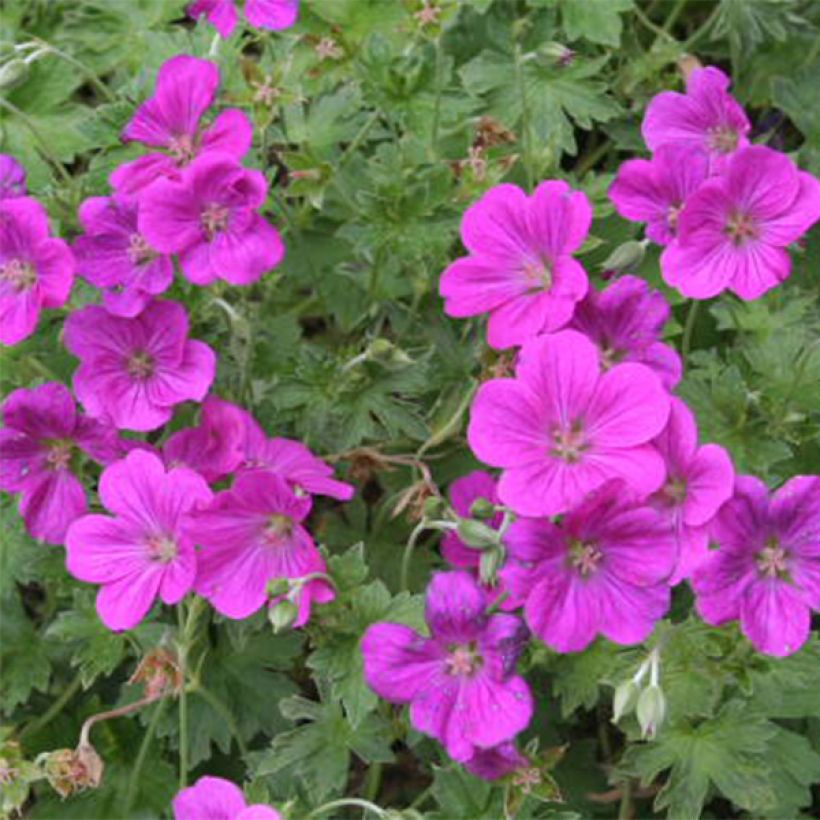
[0,383,121,544]
[111,55,252,195]
[693,475,820,657]
[361,571,532,762]
[163,395,248,483]
[441,470,502,570]
[463,742,528,781]
[651,398,734,583]
[172,776,280,820]
[73,195,173,317]
[609,145,708,245]
[64,300,216,432]
[0,154,26,198]
[661,146,820,300]
[501,481,676,652]
[188,471,334,622]
[439,181,591,349]
[0,197,75,346]
[468,330,670,517]
[187,0,298,38]
[65,450,212,631]
[568,275,682,390]
[139,153,284,286]
[642,66,750,172]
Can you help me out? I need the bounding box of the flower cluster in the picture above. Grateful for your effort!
[188,0,298,39]
[611,66,820,300]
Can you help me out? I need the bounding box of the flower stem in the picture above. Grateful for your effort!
[124,697,168,815]
[18,673,83,742]
[514,44,534,191]
[308,798,387,818]
[681,299,700,359]
[399,520,430,593]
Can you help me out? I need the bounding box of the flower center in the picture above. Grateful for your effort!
[706,125,739,154]
[661,476,688,506]
[550,421,587,463]
[168,133,196,164]
[127,350,155,380]
[146,533,178,563]
[756,538,789,580]
[0,258,37,292]
[725,211,759,246]
[444,643,482,677]
[568,539,603,577]
[45,439,74,471]
[263,514,294,546]
[666,203,682,235]
[512,767,541,791]
[126,233,157,266]
[521,256,552,292]
[201,203,230,239]
[600,342,625,370]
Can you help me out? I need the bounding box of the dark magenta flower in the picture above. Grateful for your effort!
[139,153,284,286]
[187,0,298,38]
[0,197,75,346]
[64,300,216,432]
[609,145,709,246]
[188,471,334,623]
[463,741,528,781]
[0,154,26,198]
[501,482,676,652]
[661,145,820,300]
[65,449,213,631]
[650,398,734,583]
[439,181,591,349]
[173,776,280,820]
[468,330,670,517]
[0,383,121,544]
[693,475,820,657]
[642,66,750,172]
[73,195,173,317]
[361,571,532,763]
[568,275,682,390]
[112,55,252,195]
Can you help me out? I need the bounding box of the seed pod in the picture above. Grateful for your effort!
[636,684,666,740]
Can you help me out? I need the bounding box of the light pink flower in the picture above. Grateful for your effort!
[642,66,750,172]
[0,197,74,346]
[187,0,298,38]
[64,300,216,432]
[139,153,284,287]
[65,450,212,631]
[468,330,670,517]
[439,181,591,349]
[661,146,820,300]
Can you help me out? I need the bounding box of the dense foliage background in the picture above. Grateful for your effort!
[2,0,820,817]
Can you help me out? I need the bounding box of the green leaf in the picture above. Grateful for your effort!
[0,597,51,713]
[560,0,634,46]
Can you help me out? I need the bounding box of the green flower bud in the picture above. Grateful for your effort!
[422,495,446,518]
[636,684,666,740]
[611,679,640,722]
[469,496,496,520]
[479,545,504,586]
[268,599,299,633]
[456,518,500,549]
[0,59,29,90]
[601,240,646,275]
[265,577,291,598]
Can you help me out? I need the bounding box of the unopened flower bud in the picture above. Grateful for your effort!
[0,59,29,90]
[611,679,640,722]
[469,497,496,520]
[456,518,500,549]
[130,648,183,699]
[268,598,299,633]
[479,545,504,586]
[266,577,291,598]
[368,338,413,366]
[636,684,666,739]
[601,240,646,276]
[41,744,103,798]
[422,495,446,518]
[539,42,575,66]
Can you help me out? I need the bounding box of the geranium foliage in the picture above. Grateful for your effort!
[1,1,820,818]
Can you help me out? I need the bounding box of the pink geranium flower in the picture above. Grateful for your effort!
[468,330,670,517]
[463,741,528,781]
[501,481,677,652]
[73,195,173,317]
[65,450,212,631]
[439,181,591,349]
[642,66,750,172]
[139,153,284,286]
[609,145,709,245]
[188,471,334,622]
[187,0,298,38]
[661,145,820,300]
[172,776,280,820]
[568,274,682,390]
[112,55,252,195]
[64,300,216,432]
[0,383,121,544]
[0,197,75,346]
[651,398,734,583]
[0,154,26,198]
[693,475,820,657]
[361,571,533,762]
